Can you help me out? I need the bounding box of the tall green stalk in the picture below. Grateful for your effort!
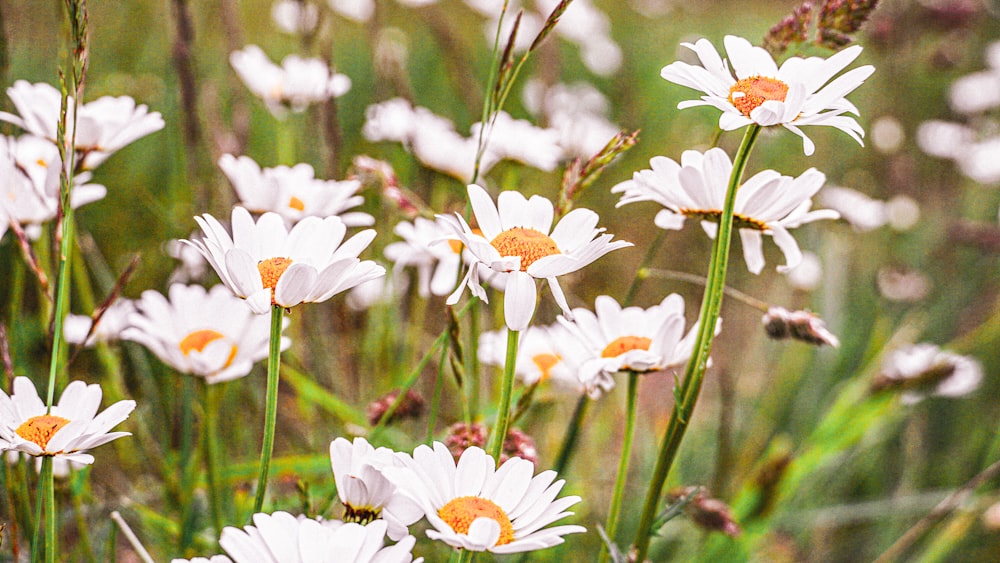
[600,370,639,562]
[253,304,285,514]
[202,381,225,537]
[486,329,519,460]
[632,125,761,561]
[41,458,54,563]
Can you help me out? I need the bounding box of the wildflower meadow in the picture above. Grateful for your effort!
[1,0,999,561]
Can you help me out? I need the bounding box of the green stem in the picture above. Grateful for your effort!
[553,393,590,476]
[600,371,639,562]
[632,124,761,561]
[203,381,225,537]
[454,547,475,563]
[42,457,55,563]
[427,344,448,444]
[253,305,285,515]
[486,329,519,460]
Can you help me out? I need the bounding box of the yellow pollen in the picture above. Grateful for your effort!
[179,329,238,368]
[16,414,70,449]
[532,353,561,382]
[490,228,559,271]
[448,239,464,254]
[602,336,652,358]
[287,196,305,212]
[438,496,515,546]
[258,257,294,304]
[728,76,789,117]
[36,158,48,167]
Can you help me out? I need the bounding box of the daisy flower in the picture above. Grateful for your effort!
[383,216,464,298]
[63,298,136,347]
[478,324,586,391]
[330,437,423,540]
[218,154,374,226]
[442,184,631,331]
[121,284,288,384]
[660,35,875,155]
[385,442,586,554]
[0,377,135,464]
[873,344,983,405]
[558,294,702,398]
[612,147,838,274]
[230,45,351,117]
[219,512,421,563]
[183,206,384,314]
[0,80,164,170]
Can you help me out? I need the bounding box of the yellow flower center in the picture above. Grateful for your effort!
[258,257,294,304]
[678,209,768,231]
[490,228,560,271]
[438,496,515,546]
[531,353,561,382]
[602,336,652,358]
[179,329,238,368]
[728,76,789,117]
[287,196,305,212]
[448,239,464,254]
[16,415,71,450]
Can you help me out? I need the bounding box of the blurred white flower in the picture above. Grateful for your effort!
[328,0,374,21]
[870,115,905,154]
[184,207,384,314]
[166,237,209,283]
[219,154,373,226]
[272,0,318,34]
[916,120,974,160]
[230,45,351,117]
[0,377,135,465]
[875,343,982,404]
[876,266,931,302]
[957,137,1000,185]
[64,299,136,348]
[785,251,823,291]
[661,35,874,155]
[885,195,920,231]
[819,186,887,232]
[614,147,837,273]
[346,269,403,311]
[471,112,563,172]
[0,80,164,170]
[522,80,620,159]
[478,324,587,391]
[383,216,463,298]
[948,41,1000,115]
[122,284,288,384]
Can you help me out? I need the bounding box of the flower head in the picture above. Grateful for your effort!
[64,298,136,348]
[559,294,701,398]
[442,184,631,331]
[478,324,586,391]
[183,206,384,314]
[761,306,839,348]
[121,284,288,383]
[386,442,586,554]
[219,154,374,226]
[383,216,464,298]
[660,35,874,155]
[0,80,164,170]
[230,45,351,117]
[872,343,982,404]
[0,377,135,464]
[613,148,838,274]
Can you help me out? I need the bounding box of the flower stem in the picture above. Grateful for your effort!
[600,370,639,562]
[486,329,519,460]
[42,457,55,563]
[253,304,285,514]
[553,393,590,475]
[202,381,225,537]
[632,124,761,561]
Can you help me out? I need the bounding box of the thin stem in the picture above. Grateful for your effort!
[601,370,639,562]
[553,393,590,475]
[454,547,475,563]
[203,381,225,537]
[632,124,761,562]
[253,305,285,515]
[110,511,155,563]
[31,457,45,562]
[486,329,519,460]
[42,457,55,563]
[427,344,448,444]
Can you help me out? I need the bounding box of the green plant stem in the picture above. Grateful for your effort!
[427,344,448,444]
[253,305,285,515]
[600,370,639,562]
[454,547,475,563]
[486,329,519,460]
[41,457,54,563]
[553,393,590,476]
[202,381,225,537]
[632,124,761,562]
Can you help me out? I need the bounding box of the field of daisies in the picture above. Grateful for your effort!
[0,0,999,561]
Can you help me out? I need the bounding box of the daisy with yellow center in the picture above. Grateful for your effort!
[613,147,839,274]
[558,295,703,398]
[229,45,351,117]
[478,324,587,391]
[383,216,464,298]
[441,184,631,331]
[218,154,374,227]
[660,35,875,155]
[121,284,287,384]
[183,206,385,314]
[0,377,135,464]
[384,442,586,554]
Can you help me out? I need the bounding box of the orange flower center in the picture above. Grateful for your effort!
[490,228,559,271]
[728,76,789,117]
[287,196,305,212]
[602,336,652,358]
[438,496,515,546]
[258,257,294,304]
[16,414,71,449]
[531,353,561,382]
[179,329,238,368]
[678,209,768,231]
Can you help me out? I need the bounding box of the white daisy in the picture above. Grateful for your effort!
[478,324,586,391]
[442,184,631,331]
[0,80,164,170]
[329,437,423,541]
[875,344,983,405]
[229,45,351,117]
[219,512,421,563]
[385,442,586,554]
[558,294,701,398]
[272,0,318,34]
[383,216,464,298]
[183,206,384,314]
[121,284,288,384]
[660,35,875,155]
[218,154,374,226]
[63,298,136,347]
[0,376,135,464]
[612,147,838,274]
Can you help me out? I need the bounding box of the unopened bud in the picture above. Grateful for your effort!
[366,388,425,426]
[668,486,741,537]
[762,307,840,347]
